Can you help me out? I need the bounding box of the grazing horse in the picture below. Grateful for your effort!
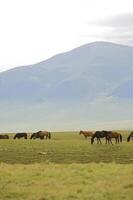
[79,130,93,139]
[91,131,108,144]
[30,131,51,140]
[30,132,38,139]
[14,132,28,139]
[104,131,122,144]
[127,132,133,142]
[0,134,9,139]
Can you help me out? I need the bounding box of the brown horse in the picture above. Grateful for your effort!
[79,130,93,139]
[127,132,133,142]
[14,133,28,139]
[30,131,51,140]
[104,131,122,144]
[0,134,9,139]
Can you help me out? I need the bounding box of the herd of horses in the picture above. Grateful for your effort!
[0,131,51,140]
[0,130,133,144]
[80,130,133,144]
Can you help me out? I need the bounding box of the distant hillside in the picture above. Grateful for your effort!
[0,41,133,131]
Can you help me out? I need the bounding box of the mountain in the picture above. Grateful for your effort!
[0,41,133,131]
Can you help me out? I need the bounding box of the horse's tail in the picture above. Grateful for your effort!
[48,132,51,139]
[79,131,82,135]
[119,134,122,142]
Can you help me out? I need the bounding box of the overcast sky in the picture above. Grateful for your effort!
[0,0,133,72]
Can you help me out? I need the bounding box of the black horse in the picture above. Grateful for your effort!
[14,133,28,139]
[127,132,133,142]
[91,130,114,144]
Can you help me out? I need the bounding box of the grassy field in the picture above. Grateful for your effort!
[0,131,133,200]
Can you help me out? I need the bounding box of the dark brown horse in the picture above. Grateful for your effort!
[79,130,93,139]
[30,131,51,140]
[102,131,122,144]
[127,132,133,142]
[0,134,9,139]
[14,133,28,139]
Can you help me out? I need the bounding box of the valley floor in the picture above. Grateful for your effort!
[0,163,133,200]
[0,131,133,200]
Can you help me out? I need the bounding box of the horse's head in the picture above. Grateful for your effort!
[79,131,82,135]
[127,136,130,142]
[91,136,94,144]
[30,133,36,139]
[25,135,28,139]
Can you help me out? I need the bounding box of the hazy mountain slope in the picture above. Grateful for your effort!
[0,41,133,131]
[0,41,133,102]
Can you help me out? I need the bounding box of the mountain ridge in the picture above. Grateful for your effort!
[1,41,133,74]
[0,41,133,131]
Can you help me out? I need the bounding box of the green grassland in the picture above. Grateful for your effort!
[0,131,133,200]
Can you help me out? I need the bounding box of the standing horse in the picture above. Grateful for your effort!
[105,131,122,144]
[79,130,93,139]
[30,132,38,139]
[0,134,9,139]
[14,133,28,139]
[30,131,51,140]
[127,132,133,142]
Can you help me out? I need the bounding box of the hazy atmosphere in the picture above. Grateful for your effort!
[0,0,133,131]
[0,0,133,72]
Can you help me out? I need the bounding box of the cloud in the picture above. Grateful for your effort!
[87,13,133,44]
[95,13,133,30]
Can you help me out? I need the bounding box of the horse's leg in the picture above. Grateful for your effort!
[97,138,101,144]
[105,137,107,144]
[108,138,110,144]
[105,137,109,144]
[118,136,119,144]
[97,137,101,144]
[99,138,102,144]
[109,138,113,145]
